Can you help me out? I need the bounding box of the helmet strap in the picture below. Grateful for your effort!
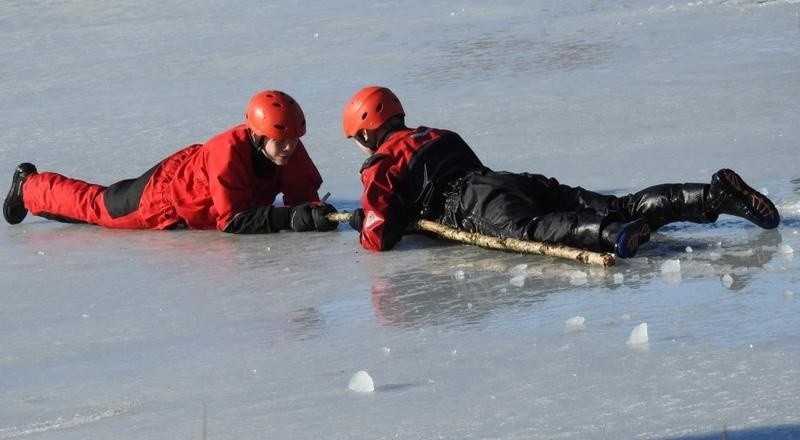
[355,130,379,151]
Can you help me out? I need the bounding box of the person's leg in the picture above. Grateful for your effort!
[23,172,109,224]
[440,172,650,257]
[22,166,159,229]
[515,172,621,215]
[614,169,779,230]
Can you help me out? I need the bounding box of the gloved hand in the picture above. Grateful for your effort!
[289,202,339,232]
[349,208,365,232]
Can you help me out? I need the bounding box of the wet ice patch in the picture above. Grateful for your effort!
[509,274,526,287]
[348,370,375,393]
[613,273,624,284]
[627,323,649,346]
[779,244,794,255]
[785,290,795,300]
[565,316,586,331]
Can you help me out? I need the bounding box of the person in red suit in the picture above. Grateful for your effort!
[341,86,779,258]
[4,90,338,234]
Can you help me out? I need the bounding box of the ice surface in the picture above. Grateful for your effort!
[348,370,375,393]
[627,323,650,346]
[2,0,800,439]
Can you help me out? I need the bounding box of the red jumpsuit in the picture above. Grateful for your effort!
[22,124,323,232]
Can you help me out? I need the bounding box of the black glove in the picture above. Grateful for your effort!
[349,208,365,232]
[289,202,339,232]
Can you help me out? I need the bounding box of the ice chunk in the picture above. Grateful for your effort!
[565,316,586,331]
[660,259,681,273]
[779,244,794,255]
[721,274,733,289]
[685,246,693,253]
[509,263,528,275]
[613,273,624,284]
[453,270,466,280]
[627,323,649,346]
[348,370,375,393]
[381,347,391,355]
[509,275,526,287]
[569,270,588,286]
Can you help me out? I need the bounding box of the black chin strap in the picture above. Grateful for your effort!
[248,130,271,158]
[354,133,378,151]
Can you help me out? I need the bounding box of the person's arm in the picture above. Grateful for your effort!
[223,205,291,234]
[204,136,267,232]
[359,154,408,251]
[279,143,323,206]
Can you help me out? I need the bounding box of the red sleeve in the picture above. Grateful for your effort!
[359,154,405,251]
[205,136,257,231]
[279,142,322,206]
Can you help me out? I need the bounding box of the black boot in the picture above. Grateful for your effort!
[620,183,711,230]
[705,169,780,229]
[601,219,651,258]
[3,163,37,225]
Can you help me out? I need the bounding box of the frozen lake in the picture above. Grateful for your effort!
[2,0,799,438]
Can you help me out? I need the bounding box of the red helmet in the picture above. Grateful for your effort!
[245,90,306,139]
[342,86,405,138]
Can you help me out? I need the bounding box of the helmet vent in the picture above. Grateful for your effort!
[266,93,275,98]
[274,124,286,131]
[361,112,368,120]
[376,103,384,112]
[272,102,283,107]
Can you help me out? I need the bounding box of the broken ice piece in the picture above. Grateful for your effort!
[509,264,528,275]
[613,273,624,284]
[627,322,649,345]
[685,246,693,253]
[565,316,586,331]
[660,259,681,273]
[569,271,588,285]
[348,370,375,393]
[721,274,733,289]
[779,244,794,255]
[509,275,526,287]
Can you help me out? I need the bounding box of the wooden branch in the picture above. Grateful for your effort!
[327,212,615,267]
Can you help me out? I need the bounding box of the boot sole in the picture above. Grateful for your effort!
[3,168,26,224]
[718,169,780,229]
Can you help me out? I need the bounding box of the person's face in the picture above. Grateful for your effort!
[262,137,299,165]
